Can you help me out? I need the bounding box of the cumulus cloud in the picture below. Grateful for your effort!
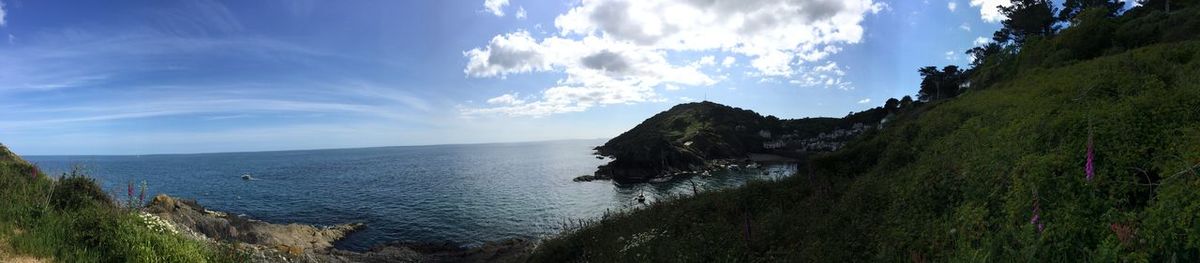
[484,0,509,17]
[969,0,1009,23]
[948,1,957,12]
[464,0,886,116]
[463,31,550,78]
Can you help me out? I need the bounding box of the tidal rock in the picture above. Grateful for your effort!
[145,194,364,253]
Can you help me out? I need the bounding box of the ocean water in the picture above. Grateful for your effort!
[25,139,797,250]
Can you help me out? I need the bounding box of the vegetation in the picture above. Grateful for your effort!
[593,101,893,183]
[593,101,779,183]
[531,2,1200,262]
[0,145,243,262]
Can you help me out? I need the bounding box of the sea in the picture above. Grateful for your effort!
[24,139,797,251]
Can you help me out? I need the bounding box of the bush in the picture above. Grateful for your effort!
[50,173,113,211]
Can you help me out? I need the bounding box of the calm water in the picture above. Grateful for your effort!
[25,139,796,250]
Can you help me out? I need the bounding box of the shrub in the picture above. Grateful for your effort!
[50,173,113,211]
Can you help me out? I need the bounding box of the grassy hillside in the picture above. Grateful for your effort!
[593,100,892,183]
[529,31,1200,263]
[593,102,779,182]
[0,144,243,262]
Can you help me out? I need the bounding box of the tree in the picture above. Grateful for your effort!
[917,65,966,101]
[1060,0,1124,22]
[997,0,1059,45]
[967,42,1005,67]
[899,96,914,108]
[1138,0,1197,12]
[884,98,900,110]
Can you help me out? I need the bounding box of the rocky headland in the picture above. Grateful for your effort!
[584,101,893,183]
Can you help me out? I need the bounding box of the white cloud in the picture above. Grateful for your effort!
[973,36,990,46]
[464,0,885,116]
[462,34,716,116]
[788,61,851,90]
[857,98,871,104]
[948,1,957,12]
[944,50,960,61]
[463,31,550,78]
[696,55,716,66]
[679,96,697,102]
[959,23,971,31]
[552,0,885,77]
[484,0,509,17]
[969,0,1010,23]
[515,6,527,19]
[486,93,525,105]
[0,0,7,27]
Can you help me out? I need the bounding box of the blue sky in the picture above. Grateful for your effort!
[0,0,1061,155]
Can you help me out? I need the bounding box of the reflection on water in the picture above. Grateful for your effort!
[25,140,797,250]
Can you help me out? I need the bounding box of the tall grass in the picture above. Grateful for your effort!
[0,153,246,262]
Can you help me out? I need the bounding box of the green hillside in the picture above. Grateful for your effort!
[593,102,779,183]
[530,4,1200,262]
[0,145,242,262]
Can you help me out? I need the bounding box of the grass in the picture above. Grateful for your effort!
[528,16,1200,263]
[0,146,246,262]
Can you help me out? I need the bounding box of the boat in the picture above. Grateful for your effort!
[241,174,252,180]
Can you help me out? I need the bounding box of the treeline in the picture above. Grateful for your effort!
[868,0,1200,109]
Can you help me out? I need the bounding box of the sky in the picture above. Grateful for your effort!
[0,0,1072,155]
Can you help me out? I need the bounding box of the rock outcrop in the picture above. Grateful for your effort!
[145,194,531,262]
[145,194,362,254]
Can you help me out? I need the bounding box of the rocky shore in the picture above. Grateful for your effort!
[575,154,798,183]
[144,194,532,263]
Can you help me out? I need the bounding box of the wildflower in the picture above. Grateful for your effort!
[127,182,134,198]
[1110,223,1133,245]
[139,181,147,204]
[1031,193,1043,234]
[1086,134,1094,181]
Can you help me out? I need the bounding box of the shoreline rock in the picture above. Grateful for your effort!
[145,194,531,262]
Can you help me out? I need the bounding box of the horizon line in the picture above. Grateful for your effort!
[21,137,610,157]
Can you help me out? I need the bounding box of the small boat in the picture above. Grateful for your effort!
[241,174,252,180]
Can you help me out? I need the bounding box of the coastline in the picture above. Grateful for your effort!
[575,152,800,183]
[144,194,532,263]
